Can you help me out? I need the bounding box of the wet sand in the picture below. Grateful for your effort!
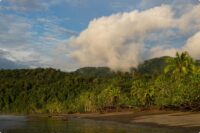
[27,110,200,128]
[133,112,200,127]
[72,110,200,128]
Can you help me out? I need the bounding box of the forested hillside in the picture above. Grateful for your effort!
[0,52,200,114]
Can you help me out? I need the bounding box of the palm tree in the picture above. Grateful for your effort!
[164,51,196,79]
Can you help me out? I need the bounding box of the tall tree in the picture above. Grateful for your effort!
[164,51,196,79]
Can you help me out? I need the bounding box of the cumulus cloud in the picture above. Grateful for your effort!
[68,4,200,71]
[1,1,200,71]
[69,5,174,71]
[149,31,200,59]
[149,46,177,58]
[182,32,200,59]
[178,5,200,32]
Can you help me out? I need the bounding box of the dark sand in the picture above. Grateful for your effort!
[28,110,200,128]
[70,110,200,128]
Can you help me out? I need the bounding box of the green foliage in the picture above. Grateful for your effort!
[74,67,116,78]
[97,85,121,108]
[45,101,64,114]
[137,56,171,76]
[164,52,196,79]
[131,79,155,106]
[153,74,200,110]
[72,92,97,112]
[0,52,200,114]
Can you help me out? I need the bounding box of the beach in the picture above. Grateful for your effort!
[71,110,200,128]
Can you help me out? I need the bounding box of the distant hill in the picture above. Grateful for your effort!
[136,56,173,75]
[2,56,199,78]
[0,56,175,79]
[73,56,173,77]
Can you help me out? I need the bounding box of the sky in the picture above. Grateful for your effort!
[0,0,200,71]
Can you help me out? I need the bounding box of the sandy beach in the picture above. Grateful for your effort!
[71,110,200,128]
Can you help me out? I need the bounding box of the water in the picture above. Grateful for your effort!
[0,115,198,133]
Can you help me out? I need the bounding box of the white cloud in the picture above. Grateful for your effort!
[1,1,200,71]
[149,31,200,59]
[182,32,200,59]
[178,5,200,32]
[69,5,174,71]
[0,13,77,70]
[149,46,177,59]
[68,4,200,71]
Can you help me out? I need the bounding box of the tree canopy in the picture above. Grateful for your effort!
[0,52,200,114]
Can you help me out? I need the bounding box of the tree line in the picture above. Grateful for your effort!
[0,52,200,114]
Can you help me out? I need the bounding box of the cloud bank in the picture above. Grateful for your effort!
[69,5,200,71]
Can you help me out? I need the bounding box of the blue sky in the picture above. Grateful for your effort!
[0,0,200,71]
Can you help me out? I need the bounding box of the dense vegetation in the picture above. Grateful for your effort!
[0,52,200,114]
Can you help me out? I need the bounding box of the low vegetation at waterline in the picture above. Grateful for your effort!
[0,52,200,114]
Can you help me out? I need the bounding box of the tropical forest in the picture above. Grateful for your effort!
[0,52,200,114]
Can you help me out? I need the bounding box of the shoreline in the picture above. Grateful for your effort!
[2,109,200,129]
[69,110,200,129]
